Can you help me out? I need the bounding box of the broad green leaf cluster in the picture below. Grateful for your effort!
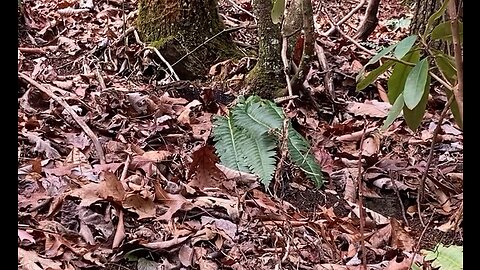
[213,96,323,188]
[356,0,462,131]
[422,244,463,270]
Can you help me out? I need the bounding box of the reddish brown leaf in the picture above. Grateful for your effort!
[153,180,190,220]
[188,145,228,190]
[123,193,156,220]
[390,218,415,252]
[97,171,126,203]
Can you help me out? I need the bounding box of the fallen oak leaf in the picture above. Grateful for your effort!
[153,180,191,221]
[178,100,202,125]
[188,145,231,191]
[97,171,126,203]
[18,247,62,270]
[23,133,61,159]
[18,229,36,244]
[123,193,156,220]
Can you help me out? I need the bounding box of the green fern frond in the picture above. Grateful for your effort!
[264,99,286,120]
[213,95,324,188]
[237,130,277,186]
[233,98,284,137]
[212,115,249,172]
[287,125,324,186]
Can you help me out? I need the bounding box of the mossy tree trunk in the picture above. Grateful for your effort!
[136,0,237,79]
[245,0,285,99]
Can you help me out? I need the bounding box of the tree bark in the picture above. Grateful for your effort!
[354,0,380,41]
[245,0,285,99]
[410,0,440,36]
[136,0,238,79]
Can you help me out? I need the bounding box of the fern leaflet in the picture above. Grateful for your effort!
[287,125,324,186]
[212,115,249,172]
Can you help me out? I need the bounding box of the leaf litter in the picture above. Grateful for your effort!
[18,0,462,269]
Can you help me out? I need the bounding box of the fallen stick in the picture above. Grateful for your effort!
[18,72,106,165]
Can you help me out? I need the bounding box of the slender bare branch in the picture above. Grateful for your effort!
[18,72,106,165]
[447,0,463,123]
[417,95,454,226]
[323,0,367,36]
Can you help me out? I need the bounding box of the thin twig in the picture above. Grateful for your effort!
[171,27,242,67]
[95,67,107,90]
[18,47,47,54]
[322,0,367,36]
[447,0,463,123]
[408,213,436,270]
[356,119,368,270]
[145,46,180,81]
[112,207,125,248]
[18,72,106,165]
[314,43,335,98]
[335,26,376,55]
[280,29,294,109]
[113,26,135,46]
[119,154,131,190]
[226,0,256,20]
[389,171,409,226]
[417,95,455,226]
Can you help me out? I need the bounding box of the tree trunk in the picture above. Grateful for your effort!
[354,0,381,41]
[245,0,285,99]
[136,0,238,79]
[410,0,441,36]
[410,0,463,36]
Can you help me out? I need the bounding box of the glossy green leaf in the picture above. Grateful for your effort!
[431,21,463,42]
[425,0,450,36]
[446,90,463,130]
[387,50,421,104]
[365,43,397,67]
[382,93,404,130]
[403,76,430,131]
[356,60,395,91]
[434,53,457,84]
[393,35,417,59]
[404,58,429,109]
[423,244,463,270]
[271,0,285,24]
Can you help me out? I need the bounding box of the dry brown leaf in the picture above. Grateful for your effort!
[141,150,172,162]
[142,235,190,249]
[98,171,126,202]
[390,218,415,252]
[178,100,202,125]
[153,180,191,220]
[123,193,156,220]
[70,182,102,206]
[178,244,194,267]
[369,224,392,248]
[24,133,61,159]
[18,229,36,244]
[201,216,237,240]
[346,100,392,118]
[188,145,229,191]
[18,247,62,270]
[384,256,413,270]
[361,135,380,157]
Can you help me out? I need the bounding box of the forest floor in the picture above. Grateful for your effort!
[18,0,463,269]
